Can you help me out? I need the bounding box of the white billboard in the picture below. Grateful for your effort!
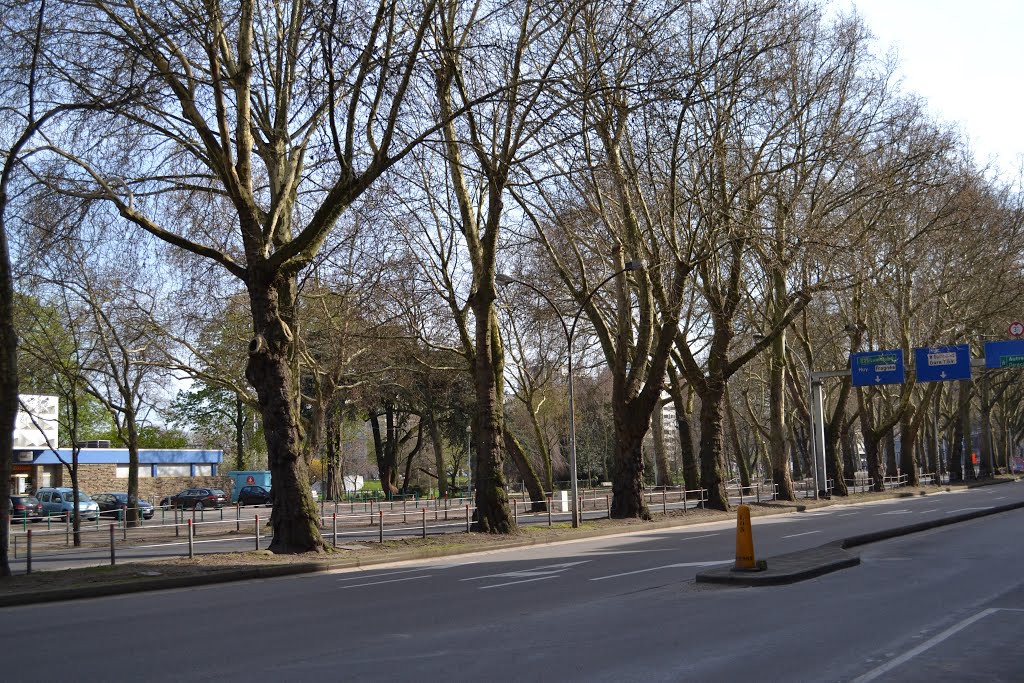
[13,394,59,449]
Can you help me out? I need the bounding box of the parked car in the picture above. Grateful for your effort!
[93,492,155,520]
[236,485,272,507]
[8,495,44,521]
[35,487,100,521]
[160,488,228,511]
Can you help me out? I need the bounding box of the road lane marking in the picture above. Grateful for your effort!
[853,608,1008,682]
[946,507,993,514]
[917,509,939,514]
[680,534,719,541]
[340,575,431,589]
[590,561,730,581]
[876,510,912,515]
[461,561,588,582]
[337,568,432,582]
[836,512,858,517]
[479,576,558,589]
[781,531,821,539]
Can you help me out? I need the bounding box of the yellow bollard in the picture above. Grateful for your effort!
[734,504,764,571]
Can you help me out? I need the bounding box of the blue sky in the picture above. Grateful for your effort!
[845,0,1024,180]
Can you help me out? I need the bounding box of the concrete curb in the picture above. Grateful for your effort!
[695,543,860,586]
[695,495,1024,587]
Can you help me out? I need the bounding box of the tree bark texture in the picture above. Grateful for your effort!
[698,382,729,510]
[245,275,324,553]
[610,404,652,519]
[471,302,514,533]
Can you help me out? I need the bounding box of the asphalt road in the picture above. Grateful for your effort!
[3,482,1024,681]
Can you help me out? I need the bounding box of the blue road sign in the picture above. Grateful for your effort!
[850,349,905,386]
[984,339,1024,369]
[914,344,971,382]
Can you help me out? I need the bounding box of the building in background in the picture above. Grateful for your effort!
[10,394,227,500]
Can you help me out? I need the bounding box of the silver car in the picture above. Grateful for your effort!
[35,487,100,521]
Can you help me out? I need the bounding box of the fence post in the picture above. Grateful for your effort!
[756,483,761,504]
[236,503,241,532]
[65,514,70,546]
[548,496,553,527]
[700,488,705,509]
[421,508,426,539]
[255,514,260,551]
[662,489,667,515]
[26,529,32,574]
[333,512,338,548]
[606,494,610,519]
[465,505,470,533]
[379,510,384,543]
[513,500,518,524]
[110,523,116,566]
[188,519,194,558]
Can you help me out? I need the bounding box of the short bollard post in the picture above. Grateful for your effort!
[236,503,240,532]
[579,496,584,522]
[26,529,32,574]
[513,500,518,523]
[174,506,180,537]
[548,496,552,527]
[662,489,667,514]
[333,512,338,548]
[465,505,470,533]
[65,514,70,546]
[123,514,127,541]
[756,482,761,504]
[378,510,384,543]
[606,494,610,519]
[370,507,375,526]
[700,488,705,509]
[110,523,116,566]
[220,506,224,521]
[255,514,260,550]
[188,519,194,558]
[421,508,427,539]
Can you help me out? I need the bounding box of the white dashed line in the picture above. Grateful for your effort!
[782,531,821,539]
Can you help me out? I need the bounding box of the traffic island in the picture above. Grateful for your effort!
[695,543,860,586]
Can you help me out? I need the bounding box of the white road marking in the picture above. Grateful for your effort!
[340,575,431,589]
[917,509,939,514]
[836,512,858,517]
[781,530,821,539]
[946,507,993,514]
[590,560,731,581]
[461,561,589,582]
[852,608,1024,682]
[479,576,557,589]
[337,567,431,582]
[876,510,912,515]
[680,534,719,541]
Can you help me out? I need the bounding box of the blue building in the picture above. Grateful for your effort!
[12,447,227,501]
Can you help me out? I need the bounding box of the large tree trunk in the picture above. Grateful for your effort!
[667,367,699,493]
[863,429,884,493]
[503,429,547,512]
[610,404,651,519]
[245,275,324,553]
[949,381,967,483]
[426,410,448,500]
[725,392,750,493]
[0,234,16,575]
[470,300,514,533]
[899,413,920,487]
[885,428,898,479]
[698,382,730,511]
[960,380,975,479]
[126,412,141,526]
[768,336,795,500]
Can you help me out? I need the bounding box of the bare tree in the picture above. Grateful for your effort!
[45,0,443,551]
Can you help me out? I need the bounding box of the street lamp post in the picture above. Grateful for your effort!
[496,261,643,528]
